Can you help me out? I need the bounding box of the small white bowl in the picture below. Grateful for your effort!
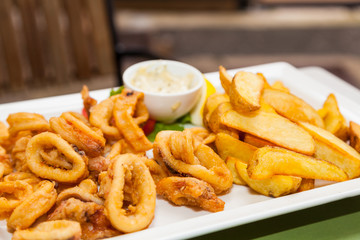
[123,59,203,123]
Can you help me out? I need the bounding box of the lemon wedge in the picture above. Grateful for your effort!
[190,76,216,126]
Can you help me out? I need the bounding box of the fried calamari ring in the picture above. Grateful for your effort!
[188,127,216,145]
[0,154,13,178]
[89,95,122,139]
[4,172,41,188]
[57,179,104,205]
[142,158,169,184]
[157,177,225,212]
[7,112,51,137]
[113,92,152,153]
[26,132,88,183]
[12,220,81,240]
[8,180,57,230]
[0,181,33,219]
[50,112,106,157]
[154,130,233,194]
[11,136,32,172]
[102,153,156,233]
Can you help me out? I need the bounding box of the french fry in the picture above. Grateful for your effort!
[203,93,229,129]
[226,157,247,185]
[247,146,348,182]
[215,132,256,162]
[234,158,301,197]
[297,179,315,192]
[244,134,276,148]
[256,73,272,89]
[208,102,238,139]
[349,121,360,152]
[271,80,290,93]
[262,88,324,128]
[229,71,264,113]
[221,109,315,155]
[299,122,360,179]
[219,65,232,95]
[318,93,349,141]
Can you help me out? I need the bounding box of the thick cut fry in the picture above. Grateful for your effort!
[235,158,301,197]
[221,109,315,155]
[225,157,246,185]
[262,88,324,128]
[244,134,276,148]
[271,80,290,93]
[219,65,232,94]
[203,93,229,129]
[229,71,264,113]
[215,132,256,163]
[299,122,360,179]
[247,147,347,182]
[256,73,272,89]
[349,121,360,152]
[208,102,238,138]
[318,93,348,141]
[297,179,315,192]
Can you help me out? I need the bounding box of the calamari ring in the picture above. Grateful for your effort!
[11,136,32,172]
[157,176,225,212]
[154,130,233,194]
[187,127,216,145]
[141,158,169,184]
[113,95,152,153]
[12,220,81,240]
[103,153,156,233]
[89,95,122,139]
[7,112,51,137]
[57,179,104,205]
[50,112,106,157]
[26,132,88,183]
[4,172,41,188]
[0,145,6,155]
[8,180,57,230]
[0,181,33,219]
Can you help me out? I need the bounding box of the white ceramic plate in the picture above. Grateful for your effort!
[1,62,360,240]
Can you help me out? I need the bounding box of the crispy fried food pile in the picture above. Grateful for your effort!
[209,66,360,197]
[0,87,160,240]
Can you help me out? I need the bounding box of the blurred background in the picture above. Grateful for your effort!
[0,0,360,103]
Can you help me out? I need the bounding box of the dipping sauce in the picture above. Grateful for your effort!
[130,63,194,94]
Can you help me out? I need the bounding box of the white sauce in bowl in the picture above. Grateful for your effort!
[130,64,194,94]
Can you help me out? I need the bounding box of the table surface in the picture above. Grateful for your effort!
[191,66,360,240]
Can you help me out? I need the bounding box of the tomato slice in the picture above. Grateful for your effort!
[142,119,156,136]
[81,108,89,119]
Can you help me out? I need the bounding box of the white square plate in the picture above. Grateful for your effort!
[1,62,360,240]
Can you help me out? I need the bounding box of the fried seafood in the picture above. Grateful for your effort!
[50,112,106,157]
[0,181,33,219]
[0,121,9,145]
[3,172,41,188]
[11,136,31,172]
[56,179,104,205]
[7,112,51,138]
[81,85,97,117]
[113,90,152,153]
[101,153,156,233]
[48,198,119,240]
[26,132,88,183]
[7,181,57,230]
[0,154,12,179]
[154,130,233,194]
[12,220,81,240]
[157,177,225,212]
[89,96,122,139]
[187,127,216,145]
[141,157,169,184]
